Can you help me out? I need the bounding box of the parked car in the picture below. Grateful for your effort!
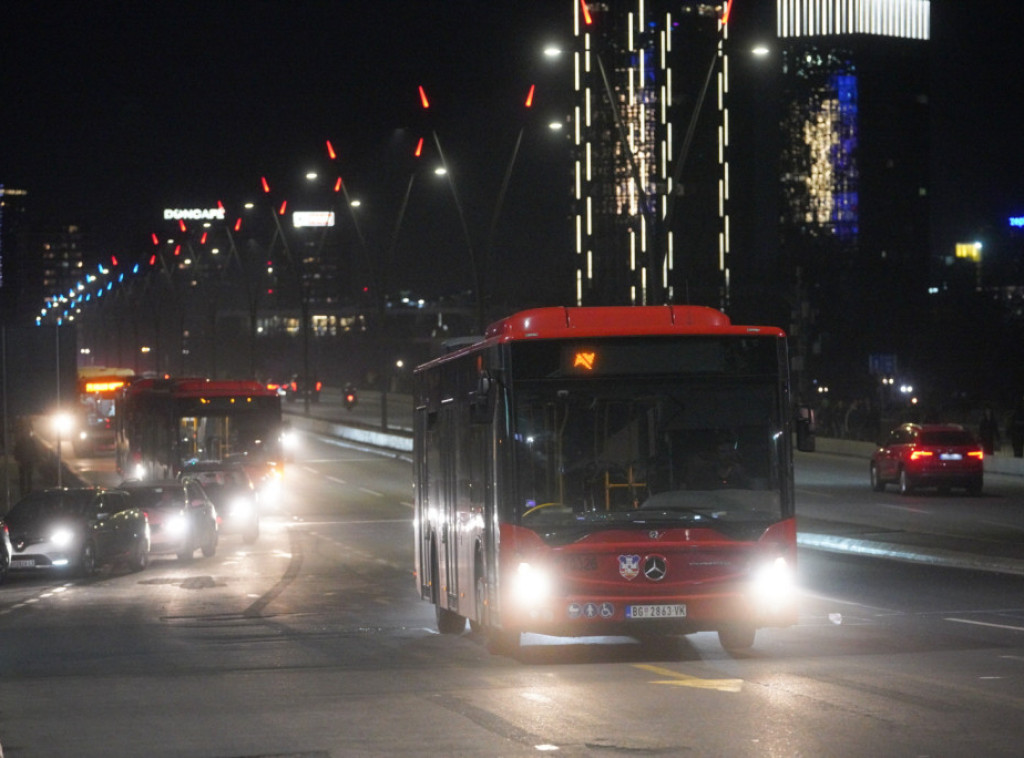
[120,480,218,561]
[3,487,149,576]
[870,423,984,495]
[1,520,12,584]
[178,461,260,544]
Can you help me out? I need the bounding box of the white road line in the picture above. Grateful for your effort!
[945,617,1024,633]
[358,487,384,497]
[325,475,347,485]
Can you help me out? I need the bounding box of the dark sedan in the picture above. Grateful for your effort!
[120,480,218,561]
[3,487,150,576]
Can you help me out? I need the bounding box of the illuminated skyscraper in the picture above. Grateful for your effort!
[769,0,931,395]
[571,1,733,307]
[0,185,30,323]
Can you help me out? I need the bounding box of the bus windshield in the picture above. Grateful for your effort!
[508,338,790,537]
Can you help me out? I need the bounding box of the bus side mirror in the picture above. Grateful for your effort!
[469,371,493,424]
[795,405,815,452]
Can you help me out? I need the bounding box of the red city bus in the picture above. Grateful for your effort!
[413,306,798,653]
[115,377,283,481]
[74,367,135,456]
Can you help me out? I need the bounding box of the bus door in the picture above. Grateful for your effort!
[440,398,460,611]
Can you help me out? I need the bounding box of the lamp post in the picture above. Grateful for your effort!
[52,411,72,489]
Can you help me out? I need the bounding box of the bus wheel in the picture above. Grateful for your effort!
[436,605,467,634]
[718,623,756,653]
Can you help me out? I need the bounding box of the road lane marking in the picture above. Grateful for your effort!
[633,663,743,692]
[945,617,1024,633]
[326,475,347,485]
[358,487,384,497]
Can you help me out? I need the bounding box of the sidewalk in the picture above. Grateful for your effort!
[288,394,1024,577]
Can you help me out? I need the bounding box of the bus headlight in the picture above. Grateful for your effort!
[749,556,796,609]
[510,561,552,606]
[229,497,254,519]
[281,429,298,451]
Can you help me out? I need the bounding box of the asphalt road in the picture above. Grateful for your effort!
[1,415,1023,756]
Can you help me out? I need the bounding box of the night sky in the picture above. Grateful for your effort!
[2,0,1022,301]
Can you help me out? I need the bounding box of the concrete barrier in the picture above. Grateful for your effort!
[811,436,1024,477]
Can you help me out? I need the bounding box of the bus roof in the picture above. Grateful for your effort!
[483,306,786,342]
[417,306,786,373]
[78,367,135,380]
[126,377,276,398]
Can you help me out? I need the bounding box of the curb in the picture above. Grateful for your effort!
[798,532,1024,577]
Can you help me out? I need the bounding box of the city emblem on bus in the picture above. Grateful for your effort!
[619,554,641,580]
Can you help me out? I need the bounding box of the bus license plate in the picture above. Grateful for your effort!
[626,604,686,619]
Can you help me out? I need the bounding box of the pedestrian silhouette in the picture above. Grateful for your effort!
[13,418,38,497]
[979,407,999,455]
[1008,398,1024,458]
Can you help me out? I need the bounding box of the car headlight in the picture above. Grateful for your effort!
[281,429,298,450]
[164,513,189,537]
[229,497,254,518]
[50,527,75,548]
[509,561,552,606]
[749,555,796,609]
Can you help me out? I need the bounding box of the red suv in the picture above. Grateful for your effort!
[870,423,983,495]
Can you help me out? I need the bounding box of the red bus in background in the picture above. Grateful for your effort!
[115,377,283,481]
[74,367,135,456]
[413,306,798,653]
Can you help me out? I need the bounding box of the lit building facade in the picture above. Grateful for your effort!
[769,0,931,397]
[0,185,30,323]
[571,1,733,307]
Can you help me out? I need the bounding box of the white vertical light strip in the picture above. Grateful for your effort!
[574,105,581,146]
[723,96,729,149]
[574,51,581,92]
[776,0,930,40]
[575,213,582,253]
[574,159,581,200]
[587,250,593,279]
[585,141,592,182]
[586,196,593,236]
[576,270,582,306]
